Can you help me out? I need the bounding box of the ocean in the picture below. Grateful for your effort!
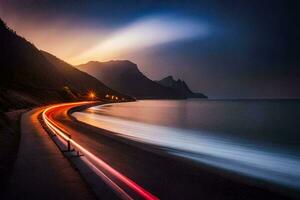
[72,99,300,189]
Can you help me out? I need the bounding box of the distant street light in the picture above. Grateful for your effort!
[88,92,96,100]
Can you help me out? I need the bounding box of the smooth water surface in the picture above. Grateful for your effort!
[73,100,300,188]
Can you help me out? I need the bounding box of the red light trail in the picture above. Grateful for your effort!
[42,102,159,200]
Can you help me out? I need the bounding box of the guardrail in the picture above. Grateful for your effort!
[42,102,159,200]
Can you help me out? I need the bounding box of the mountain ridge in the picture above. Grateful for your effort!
[77,61,185,99]
[0,18,128,111]
[41,51,126,99]
[156,76,207,98]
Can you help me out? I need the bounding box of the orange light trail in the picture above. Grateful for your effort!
[42,102,159,200]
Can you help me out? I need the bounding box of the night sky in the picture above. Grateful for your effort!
[0,0,296,98]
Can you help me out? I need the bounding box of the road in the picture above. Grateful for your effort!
[42,101,292,200]
[5,107,95,200]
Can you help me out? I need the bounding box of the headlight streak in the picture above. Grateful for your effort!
[42,102,159,200]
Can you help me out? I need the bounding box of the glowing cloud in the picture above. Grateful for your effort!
[71,14,208,64]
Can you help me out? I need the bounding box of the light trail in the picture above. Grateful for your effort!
[73,104,300,189]
[42,102,159,200]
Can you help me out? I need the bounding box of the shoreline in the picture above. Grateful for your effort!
[68,101,299,199]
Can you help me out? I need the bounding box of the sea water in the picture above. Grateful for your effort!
[72,99,300,189]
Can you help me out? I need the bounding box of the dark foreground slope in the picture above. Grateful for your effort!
[0,19,127,111]
[157,76,207,98]
[41,51,126,100]
[77,61,185,99]
[0,19,64,110]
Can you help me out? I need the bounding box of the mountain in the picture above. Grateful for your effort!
[41,51,126,99]
[0,18,127,111]
[156,76,207,98]
[77,61,185,99]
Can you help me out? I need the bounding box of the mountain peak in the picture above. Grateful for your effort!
[157,76,207,98]
[0,18,5,27]
[108,60,135,65]
[164,75,175,81]
[157,76,177,87]
[80,60,138,70]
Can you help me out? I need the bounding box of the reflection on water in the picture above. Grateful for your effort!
[73,100,300,189]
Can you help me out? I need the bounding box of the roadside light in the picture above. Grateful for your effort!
[105,94,109,98]
[88,92,96,100]
[116,97,118,100]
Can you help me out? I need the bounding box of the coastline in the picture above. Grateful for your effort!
[67,101,298,199]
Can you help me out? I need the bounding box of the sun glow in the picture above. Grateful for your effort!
[1,11,208,65]
[71,14,208,64]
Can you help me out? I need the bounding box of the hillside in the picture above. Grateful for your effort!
[0,18,127,111]
[77,61,185,99]
[157,76,207,98]
[41,51,126,99]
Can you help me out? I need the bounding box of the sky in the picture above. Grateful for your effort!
[0,0,297,98]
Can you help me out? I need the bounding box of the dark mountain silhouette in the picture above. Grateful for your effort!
[156,76,207,98]
[41,51,126,99]
[0,18,128,111]
[77,61,185,99]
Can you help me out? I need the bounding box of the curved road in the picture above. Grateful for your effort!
[42,101,292,200]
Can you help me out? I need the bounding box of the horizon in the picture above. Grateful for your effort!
[0,0,297,98]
